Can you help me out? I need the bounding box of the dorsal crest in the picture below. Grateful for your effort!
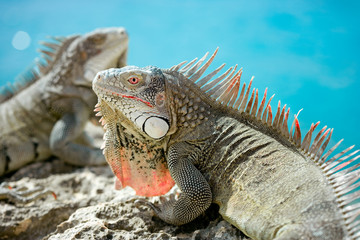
[0,35,77,103]
[170,48,360,237]
[170,48,338,162]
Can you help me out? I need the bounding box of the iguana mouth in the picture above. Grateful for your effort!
[116,48,127,68]
[94,82,154,108]
[116,56,123,68]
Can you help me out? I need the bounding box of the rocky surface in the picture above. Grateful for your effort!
[0,126,249,240]
[0,161,248,240]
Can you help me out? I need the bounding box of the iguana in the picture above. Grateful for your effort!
[0,27,128,177]
[92,49,360,240]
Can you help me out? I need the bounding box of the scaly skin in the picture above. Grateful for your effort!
[93,51,360,240]
[0,27,128,176]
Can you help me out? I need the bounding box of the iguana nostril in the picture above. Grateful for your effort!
[93,73,102,86]
[120,29,128,36]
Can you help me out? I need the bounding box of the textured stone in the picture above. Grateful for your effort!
[0,139,249,240]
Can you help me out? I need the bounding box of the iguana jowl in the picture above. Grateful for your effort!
[93,49,360,240]
[0,27,128,176]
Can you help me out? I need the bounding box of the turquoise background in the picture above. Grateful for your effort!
[0,0,359,156]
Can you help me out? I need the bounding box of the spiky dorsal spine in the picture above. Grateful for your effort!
[170,48,360,239]
[0,36,77,103]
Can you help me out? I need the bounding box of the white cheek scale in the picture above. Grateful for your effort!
[143,117,169,139]
[135,115,148,129]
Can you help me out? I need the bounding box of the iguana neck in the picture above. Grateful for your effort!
[164,70,297,152]
[164,71,217,139]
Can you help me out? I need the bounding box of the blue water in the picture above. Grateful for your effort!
[0,0,359,154]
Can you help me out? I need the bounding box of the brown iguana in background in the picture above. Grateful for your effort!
[0,27,128,178]
[93,49,360,240]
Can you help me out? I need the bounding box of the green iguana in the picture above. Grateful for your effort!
[0,27,128,179]
[92,49,360,240]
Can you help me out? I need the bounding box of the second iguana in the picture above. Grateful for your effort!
[0,27,128,177]
[93,49,360,240]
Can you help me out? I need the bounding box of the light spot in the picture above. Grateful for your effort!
[12,31,31,50]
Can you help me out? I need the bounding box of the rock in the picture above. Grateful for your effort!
[0,165,118,240]
[44,201,245,240]
[0,125,249,240]
[0,160,249,240]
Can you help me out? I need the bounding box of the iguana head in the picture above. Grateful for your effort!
[70,27,128,87]
[93,66,175,197]
[0,27,128,103]
[93,66,170,139]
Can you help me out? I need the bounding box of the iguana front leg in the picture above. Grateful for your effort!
[49,99,105,166]
[145,142,212,225]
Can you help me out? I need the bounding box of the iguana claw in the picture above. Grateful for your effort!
[135,193,180,225]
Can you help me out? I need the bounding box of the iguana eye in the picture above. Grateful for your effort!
[128,77,140,84]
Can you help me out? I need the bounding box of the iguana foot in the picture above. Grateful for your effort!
[135,193,181,225]
[0,182,56,204]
